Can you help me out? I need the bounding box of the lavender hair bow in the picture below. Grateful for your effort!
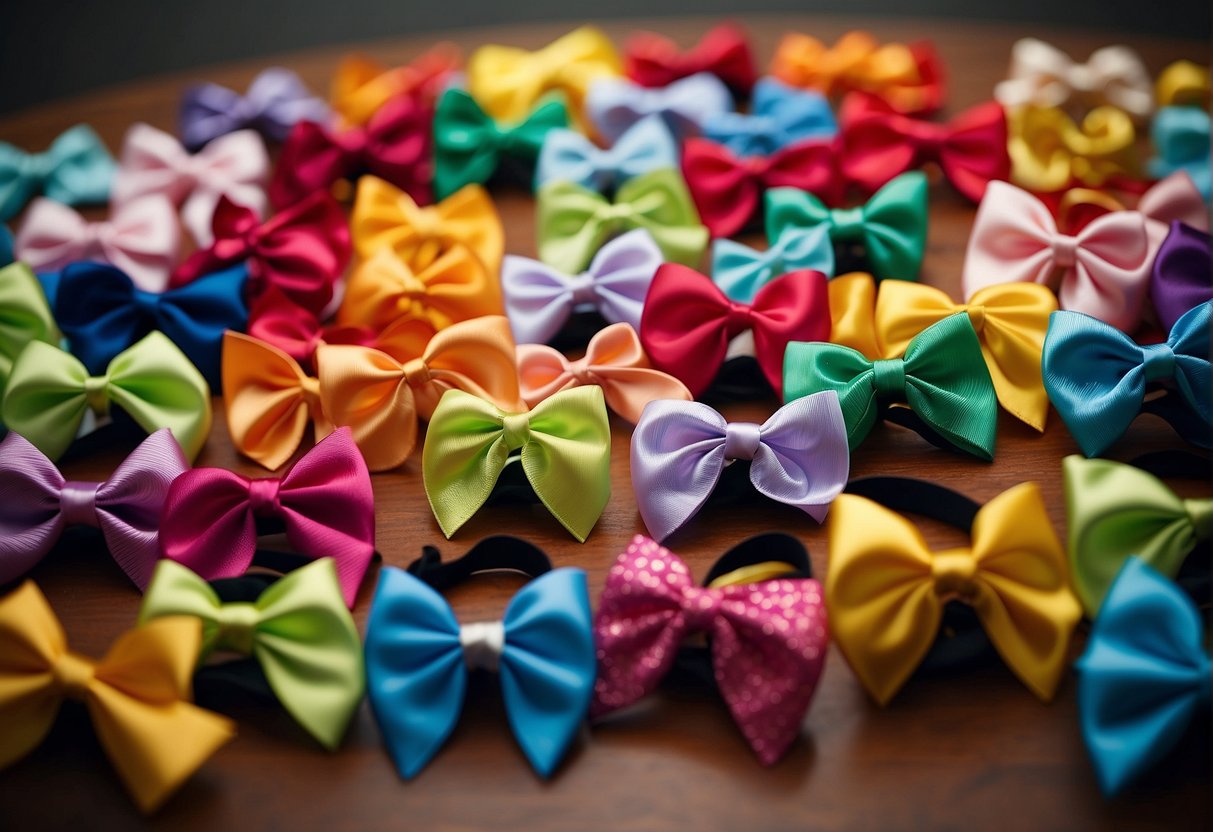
[535,115,679,193]
[0,429,188,588]
[588,72,734,143]
[631,391,850,541]
[1152,221,1212,332]
[179,67,331,150]
[502,228,665,345]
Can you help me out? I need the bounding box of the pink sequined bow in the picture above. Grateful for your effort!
[592,535,829,765]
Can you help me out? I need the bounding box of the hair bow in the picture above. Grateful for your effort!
[592,534,829,765]
[1042,302,1211,456]
[1007,105,1137,193]
[710,225,834,303]
[502,227,663,345]
[1076,558,1210,795]
[825,271,882,358]
[0,582,234,813]
[0,262,59,396]
[1153,222,1212,333]
[587,72,733,143]
[467,26,621,129]
[422,386,611,541]
[963,181,1151,330]
[0,124,115,222]
[172,192,351,316]
[247,285,385,369]
[625,23,757,97]
[683,136,843,238]
[0,224,11,264]
[112,123,269,246]
[0,429,187,588]
[632,393,849,541]
[270,95,434,211]
[1149,106,1211,201]
[766,171,928,280]
[366,546,595,777]
[536,168,707,274]
[1060,170,1210,245]
[316,315,523,470]
[53,261,248,389]
[994,38,1153,120]
[2,331,212,462]
[15,195,180,293]
[159,427,374,607]
[702,77,837,158]
[1155,60,1211,109]
[518,322,691,423]
[640,263,830,398]
[330,44,462,127]
[534,114,679,193]
[140,558,365,749]
[179,67,330,150]
[784,312,998,459]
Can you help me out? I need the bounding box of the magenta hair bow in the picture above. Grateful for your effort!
[0,429,188,589]
[963,181,1151,331]
[158,427,375,608]
[179,67,330,150]
[14,195,180,292]
[112,123,269,246]
[592,534,829,765]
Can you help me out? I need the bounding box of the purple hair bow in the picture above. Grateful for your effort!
[179,67,330,150]
[587,72,734,143]
[0,429,188,588]
[1152,221,1212,332]
[631,391,850,541]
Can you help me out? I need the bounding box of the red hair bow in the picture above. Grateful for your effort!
[625,23,757,98]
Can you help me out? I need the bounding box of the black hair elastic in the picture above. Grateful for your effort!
[406,536,554,590]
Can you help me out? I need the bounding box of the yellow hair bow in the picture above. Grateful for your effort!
[1155,60,1211,109]
[1008,105,1138,192]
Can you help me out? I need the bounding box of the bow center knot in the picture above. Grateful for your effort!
[680,586,724,632]
[725,300,754,335]
[247,477,282,518]
[723,422,763,461]
[406,207,443,240]
[402,357,432,388]
[931,549,980,600]
[213,603,261,655]
[1051,233,1080,269]
[19,150,54,183]
[871,358,907,398]
[567,356,596,384]
[460,620,506,672]
[1141,342,1177,382]
[744,154,772,177]
[132,289,161,320]
[82,376,110,417]
[565,271,599,307]
[52,651,96,699]
[958,303,987,333]
[598,202,635,228]
[1068,64,1097,94]
[299,375,323,417]
[501,412,531,451]
[830,206,867,242]
[60,481,101,527]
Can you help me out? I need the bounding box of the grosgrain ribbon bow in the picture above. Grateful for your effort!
[140,558,365,749]
[1149,106,1211,201]
[1008,105,1138,193]
[625,23,757,97]
[710,226,835,303]
[330,45,462,127]
[994,38,1153,120]
[534,114,679,192]
[1152,222,1212,333]
[179,67,330,150]
[0,582,234,814]
[703,77,838,158]
[2,331,212,462]
[587,72,733,143]
[0,262,59,395]
[0,429,188,588]
[0,124,115,222]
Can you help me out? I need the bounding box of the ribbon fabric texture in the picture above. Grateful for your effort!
[330,45,463,127]
[1152,222,1212,332]
[1007,105,1138,193]
[1149,106,1212,201]
[422,386,611,541]
[587,72,733,143]
[625,23,757,97]
[0,124,115,222]
[0,429,188,588]
[139,558,365,750]
[710,226,835,303]
[0,582,234,814]
[994,38,1153,120]
[179,67,330,150]
[702,77,837,158]
[2,331,212,463]
[534,115,680,193]
[0,262,60,396]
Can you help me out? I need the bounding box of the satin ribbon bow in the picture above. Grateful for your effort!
[1149,106,1211,201]
[702,77,837,158]
[270,95,434,210]
[330,44,462,127]
[0,124,115,222]
[159,427,374,608]
[0,262,59,396]
[53,261,248,389]
[0,429,188,588]
[467,26,622,128]
[631,392,849,541]
[422,386,611,541]
[517,322,691,423]
[0,582,234,813]
[15,195,180,293]
[112,123,270,246]
[140,558,365,749]
[840,94,1008,202]
[592,534,829,765]
[710,226,835,303]
[994,38,1153,120]
[536,168,708,274]
[1007,105,1138,193]
[625,23,757,97]
[683,136,844,238]
[502,227,663,344]
[587,72,733,143]
[1155,60,1211,109]
[963,181,1151,331]
[534,114,679,192]
[1042,302,1211,456]
[784,312,998,459]
[179,67,330,150]
[173,192,351,316]
[1152,222,1212,332]
[316,316,523,471]
[2,331,212,462]
[1076,558,1211,795]
[828,483,1081,704]
[766,171,928,280]
[366,563,595,777]
[1064,456,1211,617]
[433,89,568,199]
[640,263,830,398]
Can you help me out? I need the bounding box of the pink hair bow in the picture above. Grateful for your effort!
[14,195,180,292]
[963,180,1151,330]
[158,426,375,608]
[112,123,269,246]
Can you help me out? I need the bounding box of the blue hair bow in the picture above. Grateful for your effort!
[535,114,679,193]
[702,76,837,158]
[0,125,115,222]
[0,225,12,266]
[711,224,834,303]
[1149,106,1211,202]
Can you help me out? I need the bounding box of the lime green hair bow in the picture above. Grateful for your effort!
[0,262,60,397]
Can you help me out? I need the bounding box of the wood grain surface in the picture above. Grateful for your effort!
[0,14,1208,832]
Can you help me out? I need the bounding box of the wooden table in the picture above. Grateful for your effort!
[0,14,1208,832]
